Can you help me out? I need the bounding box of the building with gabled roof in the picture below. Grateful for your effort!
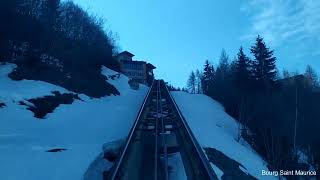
[115,51,156,86]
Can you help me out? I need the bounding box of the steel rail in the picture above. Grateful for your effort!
[110,81,155,180]
[158,81,169,180]
[163,80,217,180]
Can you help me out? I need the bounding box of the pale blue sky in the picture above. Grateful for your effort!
[73,0,320,87]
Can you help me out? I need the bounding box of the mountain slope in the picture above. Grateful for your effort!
[172,91,275,179]
[0,63,148,180]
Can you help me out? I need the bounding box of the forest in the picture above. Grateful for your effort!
[186,36,320,176]
[0,0,120,97]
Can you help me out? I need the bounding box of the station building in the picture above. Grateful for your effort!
[115,51,156,86]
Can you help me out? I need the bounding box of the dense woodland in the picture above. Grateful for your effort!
[186,35,320,177]
[0,0,120,97]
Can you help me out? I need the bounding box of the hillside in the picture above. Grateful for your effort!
[0,63,148,180]
[172,91,275,179]
[0,63,285,180]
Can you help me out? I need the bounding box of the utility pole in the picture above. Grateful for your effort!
[293,85,298,157]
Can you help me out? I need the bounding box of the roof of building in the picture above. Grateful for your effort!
[116,50,156,69]
[147,63,156,69]
[116,51,135,57]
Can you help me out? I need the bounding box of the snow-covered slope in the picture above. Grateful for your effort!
[171,91,275,180]
[0,63,148,180]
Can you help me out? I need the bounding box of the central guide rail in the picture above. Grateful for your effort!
[109,80,217,180]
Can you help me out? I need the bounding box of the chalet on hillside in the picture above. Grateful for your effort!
[115,51,156,86]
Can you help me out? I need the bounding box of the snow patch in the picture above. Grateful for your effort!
[168,152,187,180]
[0,63,148,180]
[84,140,122,180]
[210,163,224,180]
[171,91,275,179]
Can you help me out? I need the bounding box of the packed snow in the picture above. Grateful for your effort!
[211,163,224,179]
[171,91,276,179]
[0,63,148,180]
[167,152,187,179]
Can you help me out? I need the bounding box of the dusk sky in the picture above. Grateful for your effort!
[73,0,320,87]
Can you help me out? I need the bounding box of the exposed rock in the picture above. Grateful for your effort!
[204,147,257,180]
[0,102,6,108]
[8,60,120,98]
[128,79,140,90]
[46,148,67,152]
[84,139,125,180]
[19,91,81,119]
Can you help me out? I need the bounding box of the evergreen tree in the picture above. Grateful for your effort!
[216,49,229,80]
[202,60,214,95]
[195,69,203,94]
[40,0,60,28]
[234,46,250,92]
[19,0,42,17]
[250,35,277,84]
[305,65,319,88]
[187,71,196,94]
[234,47,251,137]
[282,69,290,79]
[214,49,231,94]
[212,49,234,109]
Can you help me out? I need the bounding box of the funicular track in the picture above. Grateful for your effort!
[108,80,217,180]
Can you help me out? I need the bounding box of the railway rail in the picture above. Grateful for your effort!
[108,80,217,180]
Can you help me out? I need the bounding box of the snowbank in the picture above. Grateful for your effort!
[171,91,275,179]
[0,63,148,180]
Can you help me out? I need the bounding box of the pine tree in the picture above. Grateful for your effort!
[212,49,234,106]
[41,0,60,28]
[234,46,250,92]
[305,65,319,88]
[216,49,229,80]
[187,71,196,94]
[215,49,231,93]
[202,60,214,95]
[195,69,203,94]
[234,47,251,139]
[250,35,277,84]
[282,69,290,79]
